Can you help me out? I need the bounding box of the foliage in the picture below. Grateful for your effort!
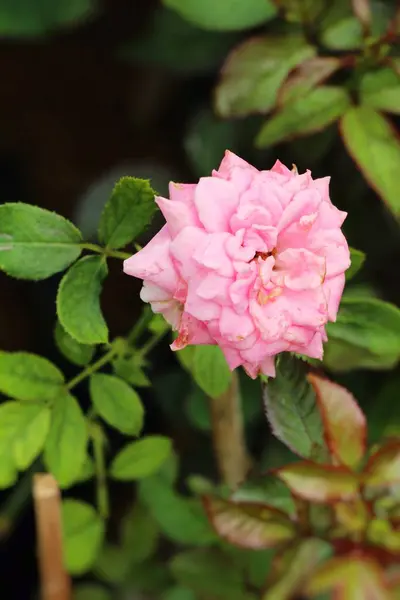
[0,0,400,598]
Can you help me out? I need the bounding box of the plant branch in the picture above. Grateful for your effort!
[91,423,109,519]
[66,345,118,391]
[208,370,251,490]
[80,242,131,261]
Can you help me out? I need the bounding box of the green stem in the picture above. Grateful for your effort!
[80,243,131,261]
[0,459,41,541]
[92,423,109,519]
[139,328,169,357]
[66,346,118,391]
[127,306,154,345]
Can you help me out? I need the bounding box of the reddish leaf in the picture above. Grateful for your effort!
[304,554,390,599]
[277,462,359,503]
[308,374,367,469]
[332,499,369,538]
[202,496,296,549]
[364,442,400,488]
[351,0,372,30]
[278,57,342,105]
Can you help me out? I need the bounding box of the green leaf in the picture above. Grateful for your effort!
[0,203,82,280]
[360,67,400,116]
[0,0,96,37]
[320,2,363,49]
[203,496,296,549]
[54,321,94,366]
[57,255,108,344]
[215,35,315,118]
[170,549,252,600]
[263,538,332,600]
[120,503,159,563]
[277,462,359,502]
[340,106,400,219]
[0,352,64,401]
[346,247,365,281]
[231,474,296,514]
[364,442,400,488]
[139,476,215,545]
[367,374,400,444]
[89,374,144,435]
[278,56,341,106]
[325,294,400,371]
[62,499,104,575]
[308,375,366,469]
[120,7,239,75]
[94,545,131,584]
[262,355,327,461]
[98,177,157,249]
[163,0,277,31]
[0,401,50,473]
[44,392,88,488]
[162,587,196,600]
[256,86,350,148]
[226,547,274,589]
[73,584,111,600]
[110,436,172,480]
[185,386,210,432]
[192,345,232,399]
[112,355,151,388]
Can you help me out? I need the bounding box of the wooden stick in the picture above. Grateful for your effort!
[33,474,71,600]
[209,370,252,489]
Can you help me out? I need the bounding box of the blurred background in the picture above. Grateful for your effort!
[0,0,399,597]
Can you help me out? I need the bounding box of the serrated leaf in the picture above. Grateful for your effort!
[110,436,172,480]
[325,294,400,371]
[54,321,94,366]
[360,67,400,115]
[57,255,108,344]
[98,177,157,249]
[277,462,359,503]
[262,354,327,461]
[363,442,400,488]
[308,375,366,469]
[263,538,332,600]
[44,392,88,488]
[139,476,215,546]
[0,352,64,401]
[340,106,400,219]
[256,86,350,148]
[203,496,295,549]
[192,345,232,399]
[0,401,50,472]
[0,203,82,280]
[62,499,104,575]
[163,0,277,31]
[120,7,239,75]
[346,247,365,280]
[215,35,315,118]
[170,549,252,600]
[0,0,96,38]
[304,555,389,599]
[278,56,342,106]
[89,374,144,436]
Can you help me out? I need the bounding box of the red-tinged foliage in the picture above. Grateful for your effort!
[304,553,390,599]
[202,496,296,550]
[308,374,367,469]
[277,56,343,106]
[276,461,359,503]
[351,0,372,31]
[364,441,400,488]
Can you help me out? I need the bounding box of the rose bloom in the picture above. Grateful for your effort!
[124,152,350,378]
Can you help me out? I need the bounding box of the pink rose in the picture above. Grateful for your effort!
[124,152,350,378]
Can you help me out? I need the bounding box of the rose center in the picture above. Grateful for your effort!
[251,248,277,262]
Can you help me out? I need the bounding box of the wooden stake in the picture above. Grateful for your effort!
[33,474,71,600]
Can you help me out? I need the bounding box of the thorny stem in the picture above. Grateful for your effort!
[209,370,252,489]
